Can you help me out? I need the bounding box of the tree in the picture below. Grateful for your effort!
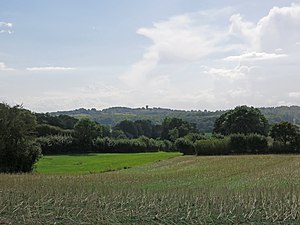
[134,120,153,137]
[175,138,195,155]
[161,117,197,141]
[213,105,269,136]
[114,120,138,138]
[74,118,103,147]
[270,122,298,145]
[0,103,41,172]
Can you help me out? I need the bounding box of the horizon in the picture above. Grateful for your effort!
[1,1,300,112]
[46,104,300,114]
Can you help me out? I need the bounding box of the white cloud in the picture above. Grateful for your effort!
[224,52,287,61]
[121,10,235,86]
[118,4,300,111]
[229,4,300,53]
[26,67,76,72]
[3,4,300,112]
[289,92,300,98]
[0,62,15,71]
[0,21,13,34]
[204,65,251,79]
[0,22,13,27]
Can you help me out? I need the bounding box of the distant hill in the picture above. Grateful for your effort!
[51,106,300,133]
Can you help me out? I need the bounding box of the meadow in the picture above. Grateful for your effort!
[1,154,300,224]
[35,152,181,174]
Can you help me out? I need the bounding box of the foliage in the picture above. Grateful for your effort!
[270,122,298,145]
[183,132,206,142]
[74,118,103,147]
[175,138,195,155]
[214,105,269,136]
[36,124,73,137]
[230,133,268,154]
[94,136,174,153]
[194,138,230,155]
[113,120,138,138]
[0,103,41,172]
[37,135,76,154]
[36,113,78,129]
[161,117,197,141]
[51,106,300,133]
[113,119,161,139]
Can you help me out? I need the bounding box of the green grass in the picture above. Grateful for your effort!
[35,152,181,174]
[2,154,300,224]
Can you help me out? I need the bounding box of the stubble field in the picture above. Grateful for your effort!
[1,154,300,224]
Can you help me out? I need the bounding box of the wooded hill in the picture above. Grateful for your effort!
[51,106,300,133]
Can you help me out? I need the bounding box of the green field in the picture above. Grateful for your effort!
[2,154,300,224]
[35,152,181,174]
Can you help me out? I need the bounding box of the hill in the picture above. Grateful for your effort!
[51,106,300,133]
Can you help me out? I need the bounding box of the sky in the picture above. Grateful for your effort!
[1,0,300,112]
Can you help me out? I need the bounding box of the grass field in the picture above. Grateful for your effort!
[35,152,181,174]
[1,154,300,224]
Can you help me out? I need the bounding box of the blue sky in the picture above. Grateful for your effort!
[1,0,300,112]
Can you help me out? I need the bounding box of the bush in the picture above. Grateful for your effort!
[94,136,175,153]
[36,124,73,137]
[230,134,268,154]
[246,134,268,153]
[230,134,247,153]
[37,135,76,154]
[175,138,195,155]
[194,138,230,155]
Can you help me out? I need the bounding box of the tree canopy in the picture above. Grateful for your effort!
[74,118,104,147]
[270,122,299,145]
[161,117,197,141]
[213,105,269,136]
[0,103,41,172]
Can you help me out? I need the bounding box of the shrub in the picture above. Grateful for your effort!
[246,134,268,153]
[175,138,195,155]
[36,124,73,137]
[230,134,268,154]
[37,135,76,154]
[230,134,247,154]
[195,138,230,155]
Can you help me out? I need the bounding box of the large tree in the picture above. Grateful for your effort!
[270,122,298,145]
[214,105,269,136]
[74,118,103,147]
[161,117,197,141]
[0,103,41,172]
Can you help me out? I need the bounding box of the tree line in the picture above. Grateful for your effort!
[52,105,300,133]
[1,103,300,173]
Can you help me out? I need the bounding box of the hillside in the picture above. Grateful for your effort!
[52,106,300,133]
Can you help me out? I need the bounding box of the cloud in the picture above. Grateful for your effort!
[118,4,300,111]
[289,92,300,98]
[0,22,13,27]
[26,66,76,72]
[204,65,251,79]
[3,5,300,112]
[224,52,287,61]
[229,4,300,53]
[0,21,13,34]
[0,62,15,71]
[121,9,236,86]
